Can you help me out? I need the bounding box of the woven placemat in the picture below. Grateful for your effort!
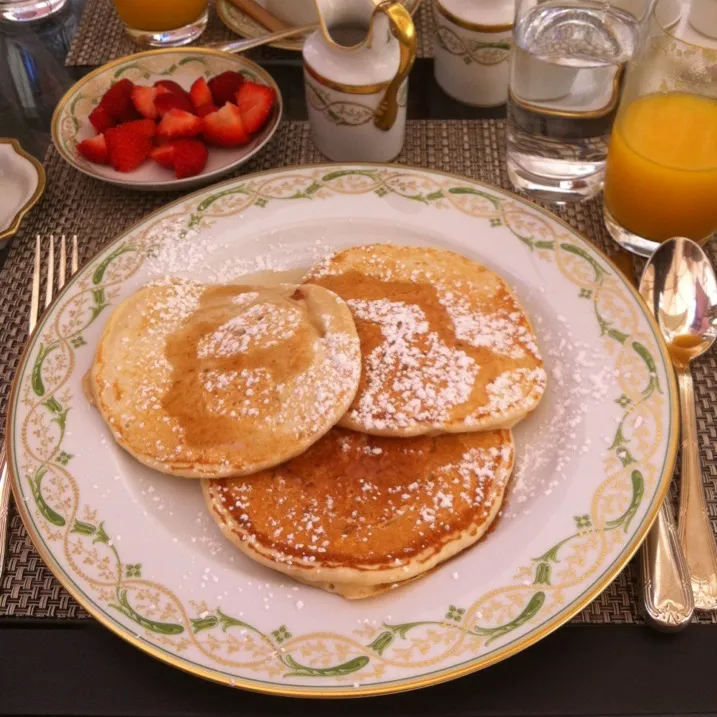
[1,119,716,624]
[65,0,434,67]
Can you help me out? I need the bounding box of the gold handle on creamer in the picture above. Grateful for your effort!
[374,1,416,131]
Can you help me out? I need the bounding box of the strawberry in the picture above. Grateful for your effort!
[155,92,195,117]
[190,77,213,110]
[76,134,108,164]
[88,105,115,133]
[99,78,135,120]
[202,102,249,147]
[235,82,275,134]
[154,80,190,100]
[173,139,208,179]
[131,85,158,120]
[156,108,202,140]
[208,71,245,106]
[196,103,218,118]
[105,125,152,172]
[150,143,176,169]
[122,118,156,139]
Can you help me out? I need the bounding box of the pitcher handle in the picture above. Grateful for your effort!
[374,1,417,131]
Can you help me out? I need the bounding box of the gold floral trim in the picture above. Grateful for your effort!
[434,17,511,66]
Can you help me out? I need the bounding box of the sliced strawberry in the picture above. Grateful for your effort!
[105,125,152,172]
[208,71,245,106]
[157,108,202,140]
[155,92,195,117]
[173,139,208,179]
[88,105,115,133]
[130,85,158,120]
[235,82,275,134]
[154,80,190,100]
[122,118,156,139]
[196,103,218,118]
[202,102,250,147]
[190,77,213,110]
[77,134,108,164]
[150,143,176,170]
[155,85,173,96]
[99,78,135,120]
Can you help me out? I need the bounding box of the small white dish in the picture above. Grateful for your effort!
[51,49,282,192]
[0,138,45,249]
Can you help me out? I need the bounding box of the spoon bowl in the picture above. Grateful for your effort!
[640,237,717,367]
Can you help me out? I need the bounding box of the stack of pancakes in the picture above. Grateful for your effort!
[90,245,546,598]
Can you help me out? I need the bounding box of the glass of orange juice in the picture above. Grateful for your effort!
[603,1,717,256]
[113,0,208,47]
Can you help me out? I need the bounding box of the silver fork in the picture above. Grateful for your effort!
[0,234,79,579]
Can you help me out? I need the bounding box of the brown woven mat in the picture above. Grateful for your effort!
[1,119,716,623]
[65,0,434,67]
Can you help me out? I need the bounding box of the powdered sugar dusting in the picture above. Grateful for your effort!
[211,431,513,568]
[198,302,302,359]
[348,299,478,431]
[505,319,614,518]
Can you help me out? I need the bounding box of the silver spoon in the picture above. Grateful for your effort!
[641,237,717,611]
[206,23,318,54]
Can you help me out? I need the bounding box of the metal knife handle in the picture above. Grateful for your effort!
[0,446,10,580]
[677,367,717,610]
[641,501,694,630]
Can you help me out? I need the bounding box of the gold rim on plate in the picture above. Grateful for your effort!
[216,0,422,52]
[5,162,679,698]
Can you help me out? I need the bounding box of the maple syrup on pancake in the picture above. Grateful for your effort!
[161,285,315,449]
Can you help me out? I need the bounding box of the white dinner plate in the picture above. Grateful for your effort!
[7,164,677,697]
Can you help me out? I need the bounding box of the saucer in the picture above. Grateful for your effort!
[0,138,45,249]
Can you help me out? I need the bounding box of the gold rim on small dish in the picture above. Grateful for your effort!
[0,138,46,245]
[216,0,422,52]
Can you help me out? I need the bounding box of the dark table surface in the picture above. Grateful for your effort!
[1,3,716,716]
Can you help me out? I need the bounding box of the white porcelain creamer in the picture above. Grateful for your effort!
[302,0,417,161]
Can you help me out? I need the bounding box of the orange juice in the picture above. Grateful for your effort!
[113,0,207,32]
[603,92,717,243]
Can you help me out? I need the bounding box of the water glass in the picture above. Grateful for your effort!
[506,0,645,203]
[603,1,717,256]
[112,0,208,47]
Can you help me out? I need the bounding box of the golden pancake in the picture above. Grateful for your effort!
[90,279,361,478]
[304,244,546,436]
[202,427,514,598]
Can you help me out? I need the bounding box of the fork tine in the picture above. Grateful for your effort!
[71,235,78,275]
[45,235,54,309]
[30,236,40,334]
[58,235,67,289]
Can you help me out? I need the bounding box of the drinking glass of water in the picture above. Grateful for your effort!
[506,0,643,203]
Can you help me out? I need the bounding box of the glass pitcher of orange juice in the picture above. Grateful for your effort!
[603,0,717,257]
[113,0,208,47]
